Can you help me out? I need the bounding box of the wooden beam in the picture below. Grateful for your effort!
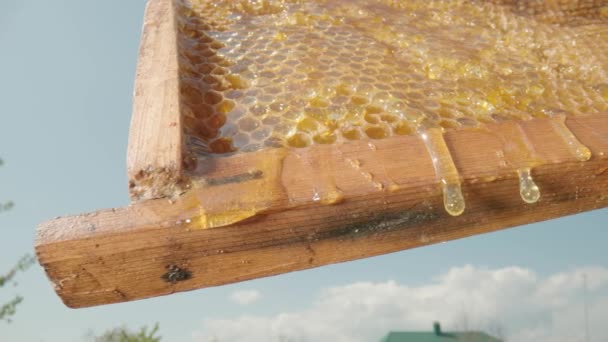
[36,114,608,308]
[127,0,185,201]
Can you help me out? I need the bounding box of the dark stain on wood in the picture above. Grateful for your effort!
[320,207,440,241]
[161,264,192,283]
[205,170,264,186]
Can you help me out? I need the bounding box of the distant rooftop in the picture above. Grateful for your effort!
[380,322,502,342]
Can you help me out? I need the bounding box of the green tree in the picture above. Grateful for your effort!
[88,323,162,342]
[1,157,35,323]
[0,255,35,323]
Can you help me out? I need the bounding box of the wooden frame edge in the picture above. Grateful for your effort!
[37,114,608,308]
[127,0,185,201]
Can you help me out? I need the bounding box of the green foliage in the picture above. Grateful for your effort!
[92,323,162,342]
[0,200,14,213]
[0,254,35,323]
[0,296,23,323]
[1,157,35,323]
[0,254,35,287]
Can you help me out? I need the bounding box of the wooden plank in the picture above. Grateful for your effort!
[36,114,608,308]
[127,0,186,201]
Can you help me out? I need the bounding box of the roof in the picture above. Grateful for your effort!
[380,331,503,342]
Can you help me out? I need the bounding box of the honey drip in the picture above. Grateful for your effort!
[550,115,592,162]
[491,121,544,205]
[313,186,344,205]
[195,206,259,229]
[311,170,344,205]
[517,168,541,204]
[420,128,465,216]
[302,150,344,205]
[442,182,466,217]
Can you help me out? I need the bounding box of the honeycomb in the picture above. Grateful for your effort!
[175,0,608,157]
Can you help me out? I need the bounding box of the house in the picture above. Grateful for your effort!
[380,322,503,342]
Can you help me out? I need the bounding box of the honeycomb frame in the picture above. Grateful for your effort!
[37,0,608,309]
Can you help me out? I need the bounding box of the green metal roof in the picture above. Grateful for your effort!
[380,331,502,342]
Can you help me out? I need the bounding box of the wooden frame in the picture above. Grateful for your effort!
[37,114,608,308]
[127,0,185,201]
[36,0,608,308]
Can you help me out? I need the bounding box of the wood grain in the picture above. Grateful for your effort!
[127,0,185,201]
[36,114,608,308]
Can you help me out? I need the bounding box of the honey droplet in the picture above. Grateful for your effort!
[320,188,344,205]
[550,116,592,162]
[442,182,465,216]
[421,128,466,216]
[517,168,541,204]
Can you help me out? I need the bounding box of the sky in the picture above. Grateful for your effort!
[0,1,607,341]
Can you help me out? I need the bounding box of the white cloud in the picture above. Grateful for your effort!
[194,265,608,342]
[229,289,262,305]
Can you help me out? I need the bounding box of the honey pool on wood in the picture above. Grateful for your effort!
[37,0,608,308]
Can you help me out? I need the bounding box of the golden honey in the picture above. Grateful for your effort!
[518,167,541,204]
[175,0,608,215]
[177,0,608,156]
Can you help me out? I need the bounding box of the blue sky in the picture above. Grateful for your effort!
[0,1,607,341]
